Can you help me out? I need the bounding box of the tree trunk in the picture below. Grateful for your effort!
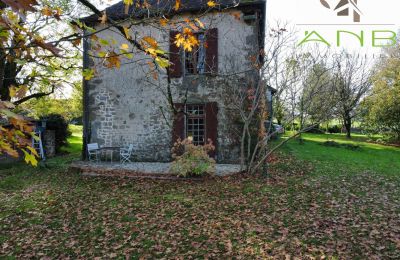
[0,48,6,101]
[344,114,352,139]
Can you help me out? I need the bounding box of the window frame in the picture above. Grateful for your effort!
[183,32,206,76]
[184,104,207,145]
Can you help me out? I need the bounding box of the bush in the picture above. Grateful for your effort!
[308,125,324,134]
[40,114,71,153]
[170,138,216,178]
[328,125,341,134]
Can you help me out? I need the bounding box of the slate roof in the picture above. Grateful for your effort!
[82,0,265,24]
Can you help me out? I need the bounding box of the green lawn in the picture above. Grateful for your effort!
[281,132,400,176]
[61,125,83,155]
[0,131,399,258]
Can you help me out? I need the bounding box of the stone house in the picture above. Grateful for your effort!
[82,0,272,163]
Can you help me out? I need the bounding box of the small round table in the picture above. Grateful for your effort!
[98,147,121,162]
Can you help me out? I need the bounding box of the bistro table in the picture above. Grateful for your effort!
[97,147,121,162]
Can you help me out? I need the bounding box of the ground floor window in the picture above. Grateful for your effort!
[186,104,205,145]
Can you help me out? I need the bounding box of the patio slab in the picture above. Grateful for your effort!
[70,161,242,177]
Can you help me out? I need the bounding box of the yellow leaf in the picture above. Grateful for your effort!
[120,43,129,50]
[174,0,181,11]
[207,1,217,7]
[124,0,133,14]
[26,146,39,157]
[195,18,205,29]
[9,85,17,98]
[155,57,170,68]
[83,68,95,80]
[160,18,169,27]
[142,36,158,49]
[22,149,38,167]
[123,26,131,39]
[41,6,52,16]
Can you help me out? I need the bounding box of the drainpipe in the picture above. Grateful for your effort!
[82,31,90,160]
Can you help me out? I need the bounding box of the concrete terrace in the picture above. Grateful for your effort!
[70,161,242,179]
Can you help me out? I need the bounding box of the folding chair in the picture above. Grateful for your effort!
[120,144,134,163]
[87,143,100,162]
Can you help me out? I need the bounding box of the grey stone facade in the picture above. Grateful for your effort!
[85,8,265,163]
[43,130,56,158]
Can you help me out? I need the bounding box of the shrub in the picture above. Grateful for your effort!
[40,114,71,153]
[170,138,216,178]
[328,125,341,134]
[308,125,324,134]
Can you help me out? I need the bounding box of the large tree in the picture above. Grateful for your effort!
[363,45,400,141]
[332,52,372,139]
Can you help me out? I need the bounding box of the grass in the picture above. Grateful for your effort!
[281,132,400,176]
[61,125,83,155]
[0,129,399,258]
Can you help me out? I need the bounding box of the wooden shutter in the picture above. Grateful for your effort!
[169,31,182,78]
[172,103,185,145]
[205,102,218,159]
[205,28,218,75]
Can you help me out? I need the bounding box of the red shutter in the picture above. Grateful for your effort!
[205,102,218,159]
[169,31,182,78]
[205,28,218,75]
[172,103,185,145]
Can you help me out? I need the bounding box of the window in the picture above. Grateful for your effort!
[184,33,206,75]
[186,104,206,145]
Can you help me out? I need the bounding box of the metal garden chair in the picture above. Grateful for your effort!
[87,143,100,162]
[120,144,134,163]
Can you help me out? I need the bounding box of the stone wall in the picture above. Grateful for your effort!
[86,10,262,163]
[43,130,56,158]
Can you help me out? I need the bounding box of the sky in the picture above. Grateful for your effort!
[266,0,400,55]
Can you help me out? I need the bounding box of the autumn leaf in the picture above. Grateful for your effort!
[105,52,121,69]
[207,1,217,8]
[22,149,38,167]
[124,0,133,14]
[142,36,158,49]
[174,28,199,52]
[123,26,131,39]
[160,18,169,27]
[120,43,129,50]
[195,18,205,29]
[231,11,241,20]
[41,6,52,16]
[155,57,169,68]
[83,68,95,80]
[9,85,28,99]
[174,0,181,11]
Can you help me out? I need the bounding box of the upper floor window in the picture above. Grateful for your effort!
[184,33,206,75]
[169,28,218,78]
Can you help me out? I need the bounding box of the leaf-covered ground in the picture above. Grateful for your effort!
[1,152,399,259]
